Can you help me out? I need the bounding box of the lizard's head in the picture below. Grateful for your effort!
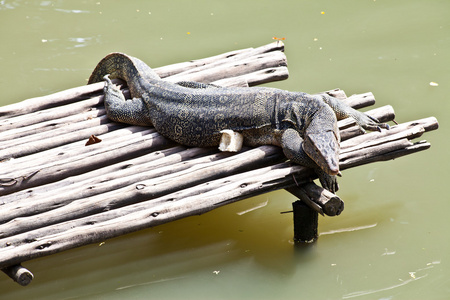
[302,103,341,176]
[303,130,340,175]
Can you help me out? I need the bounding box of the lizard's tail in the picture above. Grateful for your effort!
[88,52,160,84]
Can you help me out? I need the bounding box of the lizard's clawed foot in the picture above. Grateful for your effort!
[352,111,390,133]
[103,74,112,84]
[315,168,339,193]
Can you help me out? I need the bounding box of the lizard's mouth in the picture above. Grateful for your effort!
[303,131,340,175]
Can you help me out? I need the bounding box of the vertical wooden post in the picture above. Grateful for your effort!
[292,200,318,243]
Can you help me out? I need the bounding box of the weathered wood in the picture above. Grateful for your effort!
[0,114,437,241]
[213,66,289,87]
[0,42,439,282]
[338,105,395,134]
[0,115,113,151]
[0,42,286,121]
[340,106,395,141]
[0,95,104,132]
[0,112,430,223]
[0,126,155,174]
[0,146,284,236]
[286,183,344,216]
[155,42,285,79]
[0,130,172,195]
[164,51,288,83]
[0,121,437,268]
[0,146,188,203]
[0,108,106,141]
[0,83,104,120]
[0,116,438,232]
[1,264,33,286]
[292,200,318,243]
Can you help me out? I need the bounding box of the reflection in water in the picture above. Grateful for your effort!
[54,8,89,14]
[40,36,100,49]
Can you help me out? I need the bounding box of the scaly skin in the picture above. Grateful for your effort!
[89,53,388,192]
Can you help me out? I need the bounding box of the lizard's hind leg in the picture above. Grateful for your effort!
[103,75,153,126]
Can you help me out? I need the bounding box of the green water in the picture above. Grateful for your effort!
[0,1,448,299]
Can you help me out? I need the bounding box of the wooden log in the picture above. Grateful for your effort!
[341,140,431,170]
[0,126,155,176]
[286,182,344,216]
[0,130,173,195]
[212,66,289,87]
[0,147,232,223]
[0,161,307,269]
[0,115,437,227]
[0,42,439,279]
[338,105,396,134]
[292,200,318,243]
[0,42,285,121]
[0,161,304,250]
[343,92,376,109]
[0,115,113,151]
[0,146,284,236]
[0,118,437,268]
[0,146,187,204]
[1,264,33,286]
[340,138,414,168]
[156,42,285,79]
[0,95,104,132]
[341,123,429,153]
[163,51,288,83]
[0,83,104,120]
[0,117,437,240]
[0,85,392,196]
[0,108,106,141]
[0,90,385,164]
[0,122,125,160]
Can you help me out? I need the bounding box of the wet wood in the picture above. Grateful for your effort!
[0,42,439,284]
[292,200,318,243]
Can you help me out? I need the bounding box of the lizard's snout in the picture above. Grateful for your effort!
[304,131,340,176]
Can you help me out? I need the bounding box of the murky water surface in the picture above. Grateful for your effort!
[0,1,448,299]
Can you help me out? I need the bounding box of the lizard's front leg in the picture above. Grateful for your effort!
[322,95,390,132]
[281,128,339,193]
[103,75,153,126]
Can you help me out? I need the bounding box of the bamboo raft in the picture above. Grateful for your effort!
[0,42,438,286]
